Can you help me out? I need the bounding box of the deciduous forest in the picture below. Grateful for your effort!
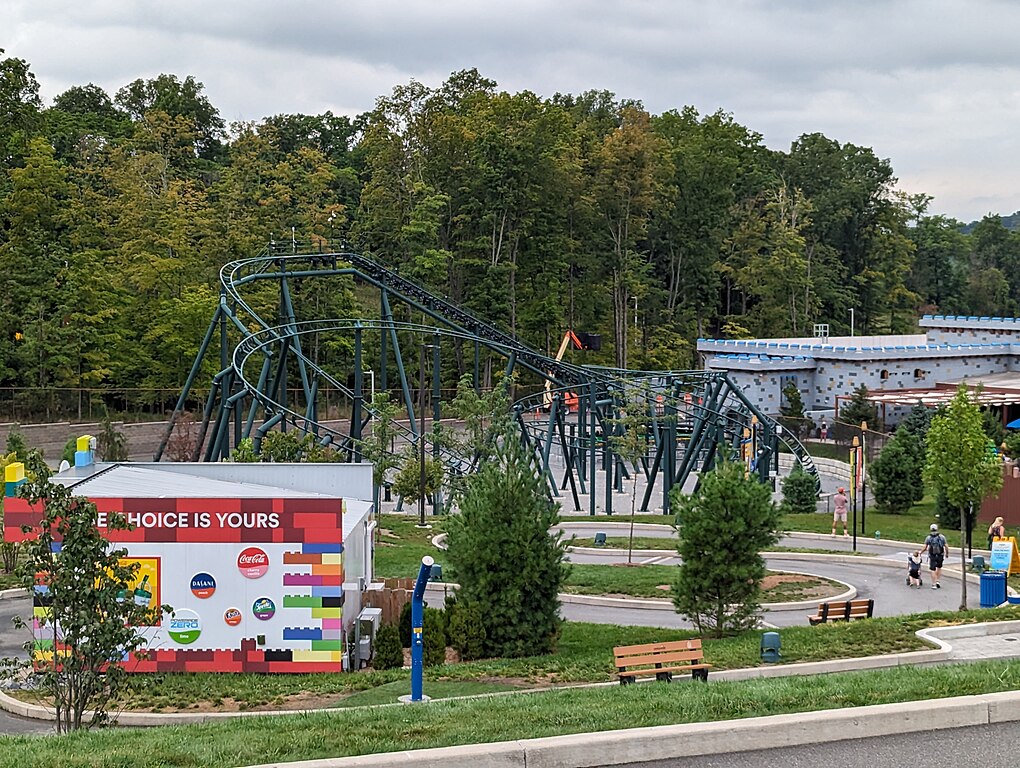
[1,53,1017,418]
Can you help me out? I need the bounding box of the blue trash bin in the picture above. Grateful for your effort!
[980,571,1007,607]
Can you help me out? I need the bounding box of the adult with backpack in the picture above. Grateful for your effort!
[924,523,949,589]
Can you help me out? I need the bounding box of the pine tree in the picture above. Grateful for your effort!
[781,464,818,515]
[447,602,486,661]
[839,384,880,432]
[869,428,923,513]
[445,422,567,658]
[372,623,404,670]
[672,462,781,637]
[422,607,446,667]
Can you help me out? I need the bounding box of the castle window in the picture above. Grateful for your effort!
[914,368,925,380]
[880,369,890,380]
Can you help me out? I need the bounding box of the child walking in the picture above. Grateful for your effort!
[906,550,923,588]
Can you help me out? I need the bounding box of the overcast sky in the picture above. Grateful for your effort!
[4,0,1020,222]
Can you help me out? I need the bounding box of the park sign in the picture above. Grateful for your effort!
[990,537,1020,574]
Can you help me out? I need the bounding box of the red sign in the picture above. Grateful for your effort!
[237,547,269,579]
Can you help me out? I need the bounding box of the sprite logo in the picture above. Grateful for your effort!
[168,609,202,645]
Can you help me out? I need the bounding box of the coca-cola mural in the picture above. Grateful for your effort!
[237,547,270,579]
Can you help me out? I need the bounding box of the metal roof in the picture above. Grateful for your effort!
[55,464,340,499]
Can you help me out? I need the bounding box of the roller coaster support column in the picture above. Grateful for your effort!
[154,301,223,461]
[382,291,416,431]
[379,291,388,393]
[589,385,597,516]
[353,323,363,461]
[409,556,434,702]
[431,333,442,515]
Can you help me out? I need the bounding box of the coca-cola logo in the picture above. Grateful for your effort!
[237,547,269,579]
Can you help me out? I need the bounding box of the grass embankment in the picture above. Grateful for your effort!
[782,508,938,544]
[9,659,1020,768]
[72,606,1020,713]
[374,516,450,579]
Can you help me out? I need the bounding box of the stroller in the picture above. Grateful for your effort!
[906,552,923,588]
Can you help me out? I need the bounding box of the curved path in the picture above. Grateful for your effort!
[555,522,977,629]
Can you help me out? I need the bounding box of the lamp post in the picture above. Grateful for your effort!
[849,308,855,338]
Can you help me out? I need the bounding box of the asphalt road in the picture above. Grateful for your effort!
[0,596,56,735]
[619,721,1020,767]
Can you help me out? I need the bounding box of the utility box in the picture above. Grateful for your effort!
[356,607,383,668]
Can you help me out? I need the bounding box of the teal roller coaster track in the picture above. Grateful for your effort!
[156,241,819,514]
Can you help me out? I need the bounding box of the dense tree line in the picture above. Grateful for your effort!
[1,52,1017,416]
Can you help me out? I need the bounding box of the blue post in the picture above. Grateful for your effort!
[410,555,434,702]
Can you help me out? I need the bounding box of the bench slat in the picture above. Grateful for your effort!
[808,598,874,624]
[613,639,702,655]
[619,663,712,678]
[614,650,706,667]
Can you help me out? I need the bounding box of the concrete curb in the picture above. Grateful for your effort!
[0,589,29,602]
[239,687,1020,768]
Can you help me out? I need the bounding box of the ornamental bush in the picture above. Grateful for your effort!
[447,601,487,661]
[780,464,817,515]
[372,623,404,670]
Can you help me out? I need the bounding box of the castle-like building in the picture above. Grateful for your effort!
[697,315,1020,423]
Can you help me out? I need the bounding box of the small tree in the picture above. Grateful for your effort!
[870,428,924,513]
[392,449,444,509]
[359,392,402,511]
[672,462,781,637]
[166,410,198,462]
[7,471,171,731]
[97,415,128,462]
[778,382,813,439]
[372,623,404,670]
[839,384,880,432]
[422,607,446,667]
[447,602,486,661]
[398,600,413,648]
[924,385,1003,610]
[608,383,654,564]
[781,464,818,515]
[5,425,28,461]
[445,422,567,658]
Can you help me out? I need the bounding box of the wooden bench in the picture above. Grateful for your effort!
[808,598,874,625]
[613,638,712,685]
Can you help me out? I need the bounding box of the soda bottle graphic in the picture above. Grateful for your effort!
[133,575,152,607]
[116,587,128,603]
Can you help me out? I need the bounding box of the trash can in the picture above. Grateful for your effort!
[980,571,1007,607]
[760,631,781,663]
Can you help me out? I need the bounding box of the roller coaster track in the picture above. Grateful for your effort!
[157,242,820,512]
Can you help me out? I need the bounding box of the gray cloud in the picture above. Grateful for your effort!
[3,0,1020,220]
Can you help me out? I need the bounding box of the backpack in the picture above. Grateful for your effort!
[927,534,945,557]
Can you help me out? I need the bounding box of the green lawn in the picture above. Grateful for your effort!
[334,679,520,708]
[374,515,450,579]
[570,536,675,550]
[9,659,1020,767]
[781,508,937,543]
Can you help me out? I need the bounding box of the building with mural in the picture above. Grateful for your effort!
[697,315,1020,424]
[3,441,375,673]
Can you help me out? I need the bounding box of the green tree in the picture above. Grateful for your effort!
[97,415,128,461]
[9,474,171,731]
[924,386,1004,610]
[778,381,813,439]
[447,601,486,661]
[445,423,567,657]
[422,606,447,668]
[869,428,924,513]
[5,425,28,461]
[672,462,781,636]
[838,384,880,432]
[371,623,404,670]
[608,383,654,563]
[781,465,818,515]
[359,392,402,510]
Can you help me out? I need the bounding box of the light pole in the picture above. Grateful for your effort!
[849,308,855,338]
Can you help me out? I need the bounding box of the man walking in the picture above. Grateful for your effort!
[832,487,849,537]
[924,523,949,589]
